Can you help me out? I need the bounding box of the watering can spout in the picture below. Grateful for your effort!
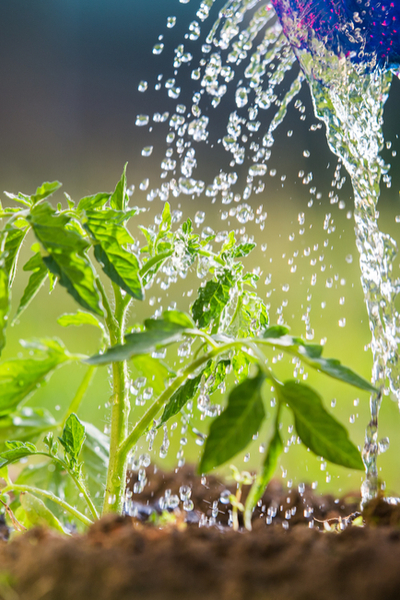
[271,0,400,73]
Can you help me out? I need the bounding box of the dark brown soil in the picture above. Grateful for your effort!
[1,466,400,600]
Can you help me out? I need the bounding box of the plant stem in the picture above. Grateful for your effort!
[62,365,96,427]
[102,283,130,515]
[1,484,93,527]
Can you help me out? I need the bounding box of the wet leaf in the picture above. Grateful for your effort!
[161,309,195,329]
[199,371,266,473]
[77,192,111,212]
[86,320,186,365]
[278,381,364,470]
[192,273,232,330]
[132,355,175,396]
[159,370,205,428]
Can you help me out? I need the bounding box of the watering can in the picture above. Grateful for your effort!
[271,0,400,71]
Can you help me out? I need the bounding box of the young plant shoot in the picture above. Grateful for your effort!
[0,168,375,531]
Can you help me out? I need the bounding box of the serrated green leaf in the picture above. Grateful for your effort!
[19,492,66,533]
[0,338,73,416]
[13,253,48,323]
[159,370,205,428]
[221,231,235,253]
[192,276,231,330]
[27,203,103,316]
[260,331,374,392]
[59,414,86,461]
[1,227,28,284]
[84,209,143,300]
[232,243,256,258]
[77,192,111,212]
[0,408,56,448]
[0,441,38,469]
[110,163,128,211]
[159,202,171,234]
[132,355,175,396]
[162,309,195,329]
[278,381,364,470]
[31,181,62,205]
[199,372,266,473]
[204,359,230,394]
[3,190,31,206]
[86,320,186,365]
[57,310,104,331]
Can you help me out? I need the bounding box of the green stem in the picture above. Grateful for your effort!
[139,250,174,279]
[2,484,93,527]
[62,366,96,427]
[102,283,130,515]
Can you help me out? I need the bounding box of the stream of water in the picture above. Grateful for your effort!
[134,0,400,506]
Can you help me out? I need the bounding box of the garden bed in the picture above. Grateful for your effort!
[1,466,400,600]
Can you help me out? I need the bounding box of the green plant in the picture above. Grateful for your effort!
[0,167,375,532]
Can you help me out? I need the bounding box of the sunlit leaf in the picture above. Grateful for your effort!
[162,309,195,329]
[159,369,205,428]
[110,163,128,211]
[199,371,266,473]
[277,381,364,470]
[0,338,74,416]
[77,192,111,212]
[27,203,103,315]
[0,441,38,469]
[30,181,62,205]
[132,355,175,396]
[13,252,48,323]
[57,310,105,332]
[86,320,186,365]
[84,209,143,300]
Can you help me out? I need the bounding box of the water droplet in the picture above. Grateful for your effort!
[135,114,149,127]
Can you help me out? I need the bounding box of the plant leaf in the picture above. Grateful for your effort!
[0,441,38,469]
[0,408,56,448]
[199,371,266,473]
[27,202,103,316]
[110,163,128,211]
[162,309,195,329]
[19,491,66,533]
[191,274,232,330]
[31,181,62,205]
[57,310,104,331]
[1,227,28,285]
[0,338,73,416]
[232,243,256,258]
[159,370,205,428]
[244,426,283,530]
[260,331,375,392]
[277,381,364,470]
[84,209,143,300]
[86,321,186,365]
[13,252,48,323]
[77,192,111,212]
[132,355,175,396]
[59,414,86,461]
[0,264,9,357]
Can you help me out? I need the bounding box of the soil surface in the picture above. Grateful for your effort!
[1,465,400,600]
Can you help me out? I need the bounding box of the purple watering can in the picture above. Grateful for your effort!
[271,0,400,71]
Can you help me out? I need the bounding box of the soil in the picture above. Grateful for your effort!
[1,465,400,600]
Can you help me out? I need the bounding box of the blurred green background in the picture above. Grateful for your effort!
[2,0,400,497]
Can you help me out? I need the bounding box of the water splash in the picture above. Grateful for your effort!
[271,0,400,504]
[135,0,400,504]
